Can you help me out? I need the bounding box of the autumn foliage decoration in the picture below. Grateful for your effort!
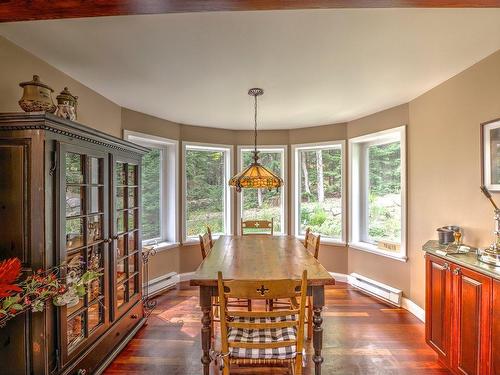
[0,258,22,298]
[0,257,101,328]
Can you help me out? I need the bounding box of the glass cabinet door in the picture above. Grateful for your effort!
[112,158,141,319]
[59,144,109,365]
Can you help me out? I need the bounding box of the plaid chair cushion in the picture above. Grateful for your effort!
[227,315,297,360]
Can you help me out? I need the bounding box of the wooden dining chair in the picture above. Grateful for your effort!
[199,226,213,260]
[199,227,252,330]
[217,270,308,375]
[271,228,321,339]
[304,228,321,340]
[304,227,321,260]
[241,218,274,236]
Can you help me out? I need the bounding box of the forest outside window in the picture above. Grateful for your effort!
[293,142,345,243]
[123,131,178,247]
[349,126,407,260]
[184,143,232,241]
[238,146,286,234]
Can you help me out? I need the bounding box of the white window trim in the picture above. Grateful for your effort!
[182,141,233,244]
[348,126,407,262]
[236,145,288,235]
[291,140,346,245]
[123,130,179,251]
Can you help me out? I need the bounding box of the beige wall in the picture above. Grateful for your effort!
[0,36,121,137]
[408,49,500,307]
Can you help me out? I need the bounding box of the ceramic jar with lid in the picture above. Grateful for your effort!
[18,75,57,113]
[55,87,78,121]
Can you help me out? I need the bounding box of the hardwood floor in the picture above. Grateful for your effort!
[104,282,450,375]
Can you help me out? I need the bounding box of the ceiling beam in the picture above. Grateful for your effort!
[1,0,500,23]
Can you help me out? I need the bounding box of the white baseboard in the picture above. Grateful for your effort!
[330,271,425,323]
[402,297,425,322]
[144,272,179,297]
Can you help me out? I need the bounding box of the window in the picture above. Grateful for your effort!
[123,130,178,246]
[183,143,232,241]
[349,126,406,260]
[141,148,161,240]
[293,142,345,243]
[238,146,286,234]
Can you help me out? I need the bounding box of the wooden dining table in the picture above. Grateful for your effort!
[190,235,335,375]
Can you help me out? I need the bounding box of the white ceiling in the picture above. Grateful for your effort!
[1,9,500,130]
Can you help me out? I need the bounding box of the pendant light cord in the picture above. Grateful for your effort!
[253,95,258,162]
[253,93,258,161]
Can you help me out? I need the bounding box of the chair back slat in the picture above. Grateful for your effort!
[230,310,299,318]
[199,226,213,259]
[241,218,274,235]
[227,321,297,329]
[221,278,302,300]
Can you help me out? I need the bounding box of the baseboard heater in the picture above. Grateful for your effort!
[348,272,403,307]
[143,272,180,297]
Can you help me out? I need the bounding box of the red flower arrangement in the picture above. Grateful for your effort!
[0,258,22,298]
[0,257,101,327]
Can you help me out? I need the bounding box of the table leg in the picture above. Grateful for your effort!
[312,286,325,375]
[200,286,212,375]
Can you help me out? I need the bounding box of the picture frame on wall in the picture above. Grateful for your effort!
[482,119,500,191]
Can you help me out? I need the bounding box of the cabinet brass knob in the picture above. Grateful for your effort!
[131,314,138,319]
[443,263,450,271]
[453,267,461,275]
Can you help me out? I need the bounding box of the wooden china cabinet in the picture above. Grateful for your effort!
[0,112,148,375]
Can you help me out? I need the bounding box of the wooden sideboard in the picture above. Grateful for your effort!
[0,112,148,375]
[424,241,500,375]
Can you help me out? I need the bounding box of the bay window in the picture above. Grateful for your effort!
[349,126,406,260]
[292,141,345,243]
[183,143,232,241]
[238,146,286,234]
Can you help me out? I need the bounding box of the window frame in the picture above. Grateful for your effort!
[236,145,288,235]
[182,141,233,243]
[123,130,179,250]
[291,140,346,245]
[348,126,407,261]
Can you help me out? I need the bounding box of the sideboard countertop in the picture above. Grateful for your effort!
[423,240,500,280]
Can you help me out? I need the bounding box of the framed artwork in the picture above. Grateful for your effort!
[482,119,500,191]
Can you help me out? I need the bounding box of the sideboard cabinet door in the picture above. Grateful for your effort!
[451,265,491,375]
[425,254,453,364]
[491,279,500,375]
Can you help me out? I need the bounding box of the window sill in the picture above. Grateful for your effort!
[348,241,407,262]
[143,241,180,253]
[295,235,346,246]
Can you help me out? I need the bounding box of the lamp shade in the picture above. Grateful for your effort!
[229,153,283,192]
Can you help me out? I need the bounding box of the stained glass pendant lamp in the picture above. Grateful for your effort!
[229,88,283,192]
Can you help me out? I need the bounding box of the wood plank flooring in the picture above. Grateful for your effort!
[104,282,450,375]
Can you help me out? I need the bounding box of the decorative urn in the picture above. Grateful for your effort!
[55,86,78,121]
[18,75,57,113]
